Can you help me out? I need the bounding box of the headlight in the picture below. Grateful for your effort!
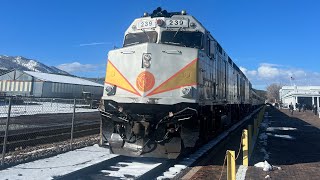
[180,86,193,98]
[181,87,191,95]
[190,22,196,29]
[142,53,152,68]
[105,85,116,96]
[156,19,164,26]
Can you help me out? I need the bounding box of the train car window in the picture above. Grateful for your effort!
[207,38,211,56]
[234,64,240,72]
[228,57,232,65]
[217,43,222,54]
[123,31,158,47]
[210,40,215,59]
[161,31,203,49]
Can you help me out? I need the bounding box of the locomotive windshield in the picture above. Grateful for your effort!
[123,31,158,47]
[161,31,203,49]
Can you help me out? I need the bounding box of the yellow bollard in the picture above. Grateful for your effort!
[248,125,252,155]
[242,129,249,166]
[227,150,236,180]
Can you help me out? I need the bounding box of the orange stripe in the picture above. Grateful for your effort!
[106,60,141,96]
[146,58,198,97]
[105,82,141,96]
[147,83,197,95]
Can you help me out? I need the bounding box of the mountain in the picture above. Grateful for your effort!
[253,88,267,99]
[0,55,69,75]
[82,77,104,85]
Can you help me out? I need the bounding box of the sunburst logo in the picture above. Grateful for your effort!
[136,71,155,92]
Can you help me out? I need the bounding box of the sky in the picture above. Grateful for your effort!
[0,0,319,90]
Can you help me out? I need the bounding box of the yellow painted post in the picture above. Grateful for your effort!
[242,129,249,166]
[227,150,236,180]
[248,125,252,155]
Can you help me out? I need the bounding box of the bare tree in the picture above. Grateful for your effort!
[266,83,282,103]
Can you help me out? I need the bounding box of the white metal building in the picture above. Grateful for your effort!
[279,85,320,109]
[0,70,104,99]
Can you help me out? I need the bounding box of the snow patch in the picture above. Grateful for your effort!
[266,133,295,140]
[0,145,117,180]
[259,133,268,140]
[259,148,270,160]
[101,159,163,179]
[0,102,98,118]
[254,160,273,171]
[260,122,269,129]
[266,127,297,131]
[236,165,248,180]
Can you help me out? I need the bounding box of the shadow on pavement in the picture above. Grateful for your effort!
[252,107,320,166]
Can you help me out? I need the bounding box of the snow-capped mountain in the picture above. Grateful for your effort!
[0,55,69,75]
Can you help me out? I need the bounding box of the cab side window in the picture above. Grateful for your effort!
[206,34,215,59]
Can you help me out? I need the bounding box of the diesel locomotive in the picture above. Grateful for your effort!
[99,8,263,159]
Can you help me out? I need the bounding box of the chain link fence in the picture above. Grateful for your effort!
[0,96,101,167]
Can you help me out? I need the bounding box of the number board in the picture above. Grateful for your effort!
[137,20,156,29]
[165,19,189,28]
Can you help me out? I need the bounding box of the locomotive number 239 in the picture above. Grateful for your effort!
[166,19,189,27]
[137,20,156,29]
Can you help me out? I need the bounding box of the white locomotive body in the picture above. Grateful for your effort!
[99,8,263,158]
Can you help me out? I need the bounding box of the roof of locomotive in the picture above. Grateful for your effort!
[124,7,206,35]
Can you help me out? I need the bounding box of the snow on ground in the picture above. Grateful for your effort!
[101,158,165,179]
[266,133,295,140]
[259,133,268,141]
[0,144,117,180]
[266,127,297,131]
[254,160,282,172]
[254,112,283,177]
[257,112,271,161]
[254,160,273,172]
[0,102,98,118]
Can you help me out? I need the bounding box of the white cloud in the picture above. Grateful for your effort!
[79,42,111,47]
[241,63,320,89]
[257,65,280,79]
[260,63,282,67]
[239,67,247,74]
[57,62,99,73]
[240,66,257,76]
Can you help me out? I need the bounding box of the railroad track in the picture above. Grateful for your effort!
[53,108,262,180]
[0,122,100,152]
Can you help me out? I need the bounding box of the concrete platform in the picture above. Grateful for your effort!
[246,107,320,180]
[178,106,320,179]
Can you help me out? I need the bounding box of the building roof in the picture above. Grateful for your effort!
[24,71,103,87]
[281,86,320,90]
[280,85,320,99]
